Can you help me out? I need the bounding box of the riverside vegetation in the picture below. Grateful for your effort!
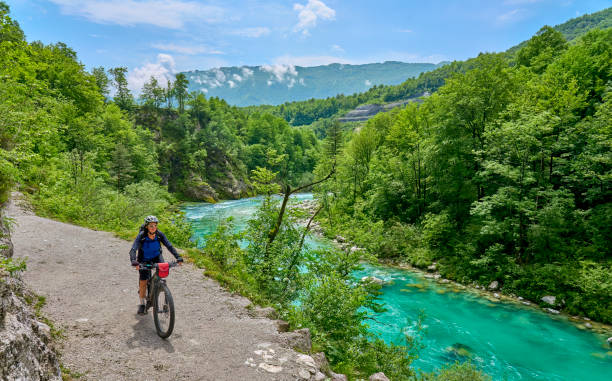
[1,1,610,379]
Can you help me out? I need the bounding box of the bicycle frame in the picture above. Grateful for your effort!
[139,262,178,310]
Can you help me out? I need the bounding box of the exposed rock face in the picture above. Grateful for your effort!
[206,150,251,200]
[369,372,390,381]
[182,149,251,202]
[541,295,557,306]
[1,206,61,380]
[183,176,219,203]
[1,277,61,381]
[488,281,499,290]
[280,328,312,353]
[249,305,276,319]
[338,92,430,123]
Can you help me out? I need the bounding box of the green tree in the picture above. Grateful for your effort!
[109,142,135,192]
[108,67,133,111]
[174,73,189,113]
[140,76,165,110]
[92,66,110,100]
[517,26,568,74]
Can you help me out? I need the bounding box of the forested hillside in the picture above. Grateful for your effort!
[313,26,612,323]
[183,61,446,107]
[249,7,612,129]
[0,2,318,239]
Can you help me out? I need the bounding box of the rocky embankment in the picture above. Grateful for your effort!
[0,203,61,380]
[338,92,430,123]
[182,149,251,203]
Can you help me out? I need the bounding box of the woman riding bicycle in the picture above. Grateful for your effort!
[129,215,183,315]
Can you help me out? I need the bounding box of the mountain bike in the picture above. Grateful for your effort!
[139,261,179,338]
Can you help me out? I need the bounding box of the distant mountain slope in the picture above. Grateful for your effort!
[507,7,612,55]
[182,61,446,106]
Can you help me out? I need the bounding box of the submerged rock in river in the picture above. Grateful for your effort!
[445,343,473,360]
[361,276,384,285]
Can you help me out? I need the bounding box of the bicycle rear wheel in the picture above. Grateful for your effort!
[153,282,175,338]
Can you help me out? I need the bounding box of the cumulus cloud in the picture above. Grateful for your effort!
[128,53,176,93]
[293,0,335,36]
[232,73,243,82]
[364,79,372,87]
[227,80,236,88]
[231,27,271,38]
[241,67,254,78]
[151,43,224,55]
[49,0,225,29]
[260,64,299,87]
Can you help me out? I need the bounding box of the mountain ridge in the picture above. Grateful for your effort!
[182,61,447,107]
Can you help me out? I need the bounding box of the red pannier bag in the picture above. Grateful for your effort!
[157,262,169,278]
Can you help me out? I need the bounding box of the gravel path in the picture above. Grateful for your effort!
[7,196,311,380]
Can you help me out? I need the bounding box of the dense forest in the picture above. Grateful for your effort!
[312,25,612,323]
[0,1,319,239]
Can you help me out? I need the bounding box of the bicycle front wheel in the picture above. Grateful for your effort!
[153,282,175,338]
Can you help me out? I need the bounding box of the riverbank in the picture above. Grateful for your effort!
[183,195,612,380]
[294,199,612,336]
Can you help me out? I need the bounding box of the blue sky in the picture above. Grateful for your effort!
[7,0,611,91]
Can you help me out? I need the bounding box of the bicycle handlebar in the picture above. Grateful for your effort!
[138,261,180,270]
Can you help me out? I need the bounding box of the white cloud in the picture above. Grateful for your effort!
[128,53,176,93]
[397,29,412,33]
[151,43,224,55]
[49,0,226,29]
[231,27,271,38]
[260,64,299,87]
[232,73,243,82]
[200,68,228,88]
[364,79,372,86]
[293,0,335,36]
[227,80,236,88]
[241,67,254,78]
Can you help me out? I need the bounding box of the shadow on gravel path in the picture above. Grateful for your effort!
[126,316,176,354]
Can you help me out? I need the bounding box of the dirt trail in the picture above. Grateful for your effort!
[7,196,311,380]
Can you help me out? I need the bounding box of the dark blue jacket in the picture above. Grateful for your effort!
[129,230,181,263]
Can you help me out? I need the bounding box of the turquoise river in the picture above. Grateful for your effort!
[182,194,611,380]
